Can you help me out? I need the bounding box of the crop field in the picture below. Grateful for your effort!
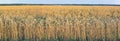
[0,6,120,41]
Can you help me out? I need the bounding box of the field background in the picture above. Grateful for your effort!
[0,6,120,41]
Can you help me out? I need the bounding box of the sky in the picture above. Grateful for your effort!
[0,0,120,4]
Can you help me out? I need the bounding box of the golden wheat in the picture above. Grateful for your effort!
[0,6,119,41]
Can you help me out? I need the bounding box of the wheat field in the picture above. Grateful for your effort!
[0,6,120,41]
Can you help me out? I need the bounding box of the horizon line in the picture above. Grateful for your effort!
[0,4,120,6]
